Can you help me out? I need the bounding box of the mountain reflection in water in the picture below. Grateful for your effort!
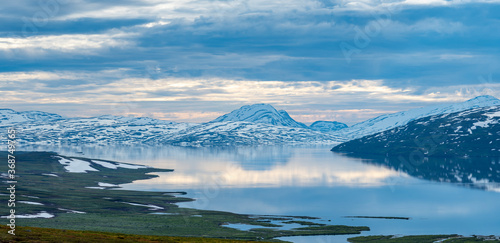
[341,153,500,193]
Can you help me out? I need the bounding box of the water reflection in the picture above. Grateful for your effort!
[22,145,500,192]
[21,144,294,170]
[337,153,500,193]
[22,145,403,189]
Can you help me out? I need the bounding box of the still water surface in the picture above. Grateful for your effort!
[23,145,500,242]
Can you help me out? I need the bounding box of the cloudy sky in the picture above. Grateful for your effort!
[1,0,499,124]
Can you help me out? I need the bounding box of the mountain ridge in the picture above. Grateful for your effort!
[334,95,500,140]
[2,95,499,147]
[332,105,500,157]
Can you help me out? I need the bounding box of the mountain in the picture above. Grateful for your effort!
[5,115,197,146]
[309,121,348,133]
[334,95,500,140]
[0,109,63,125]
[211,104,309,129]
[94,115,176,125]
[163,122,343,147]
[332,105,500,157]
[1,106,344,147]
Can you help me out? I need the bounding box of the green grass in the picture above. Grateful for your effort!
[0,225,268,242]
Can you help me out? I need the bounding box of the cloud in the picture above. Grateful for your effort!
[2,0,499,82]
[1,70,497,123]
[380,18,464,36]
[0,31,133,57]
[28,0,500,25]
[52,0,322,21]
[2,0,500,123]
[332,0,500,11]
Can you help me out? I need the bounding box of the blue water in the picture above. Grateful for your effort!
[23,145,500,242]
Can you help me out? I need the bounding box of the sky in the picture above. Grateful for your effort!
[1,0,500,125]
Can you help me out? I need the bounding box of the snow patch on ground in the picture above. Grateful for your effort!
[18,201,44,205]
[123,202,164,210]
[57,157,99,173]
[98,182,119,187]
[1,212,54,219]
[149,212,180,215]
[92,160,148,169]
[115,163,148,169]
[58,208,86,214]
[42,173,59,177]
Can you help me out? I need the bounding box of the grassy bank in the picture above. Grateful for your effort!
[0,225,268,242]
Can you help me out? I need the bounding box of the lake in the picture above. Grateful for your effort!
[21,145,500,242]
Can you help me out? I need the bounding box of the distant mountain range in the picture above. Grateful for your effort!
[1,95,499,148]
[0,105,344,146]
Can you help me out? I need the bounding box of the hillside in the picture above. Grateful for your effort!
[332,105,500,157]
[334,95,500,140]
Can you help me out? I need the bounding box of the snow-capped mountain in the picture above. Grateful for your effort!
[94,115,176,126]
[163,122,343,147]
[309,121,348,133]
[211,104,309,129]
[8,115,197,146]
[1,105,343,146]
[335,95,500,140]
[332,105,500,157]
[4,96,498,147]
[0,109,63,125]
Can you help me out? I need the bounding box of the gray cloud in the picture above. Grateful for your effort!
[1,0,500,123]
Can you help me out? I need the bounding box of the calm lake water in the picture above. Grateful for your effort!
[22,145,500,243]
